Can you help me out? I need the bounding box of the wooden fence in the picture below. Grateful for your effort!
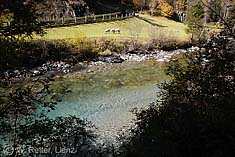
[40,12,135,28]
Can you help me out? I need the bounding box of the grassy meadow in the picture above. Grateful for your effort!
[36,14,190,42]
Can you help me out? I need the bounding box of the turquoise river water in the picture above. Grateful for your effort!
[47,60,167,143]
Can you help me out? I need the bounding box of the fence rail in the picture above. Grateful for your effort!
[40,12,135,28]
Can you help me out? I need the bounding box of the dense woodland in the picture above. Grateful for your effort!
[0,0,235,156]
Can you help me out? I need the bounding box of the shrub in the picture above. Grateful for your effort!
[0,39,73,71]
[66,34,98,61]
[119,35,235,156]
[95,38,124,53]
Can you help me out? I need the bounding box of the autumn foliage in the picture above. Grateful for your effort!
[158,0,174,17]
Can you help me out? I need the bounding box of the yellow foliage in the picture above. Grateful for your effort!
[158,0,174,17]
[66,33,93,52]
[177,0,187,5]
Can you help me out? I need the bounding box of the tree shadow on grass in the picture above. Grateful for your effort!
[136,16,167,28]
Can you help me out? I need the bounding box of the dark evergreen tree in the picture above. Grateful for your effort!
[185,1,204,40]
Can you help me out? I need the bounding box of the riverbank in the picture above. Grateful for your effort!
[2,45,199,86]
[0,42,201,149]
[1,36,189,76]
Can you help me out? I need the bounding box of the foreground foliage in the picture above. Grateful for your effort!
[119,35,235,156]
[0,1,111,156]
[0,80,98,156]
[0,0,43,40]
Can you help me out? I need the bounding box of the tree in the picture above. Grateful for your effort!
[0,0,44,80]
[0,0,43,40]
[0,79,99,156]
[226,3,235,35]
[149,0,160,15]
[177,0,187,9]
[207,0,222,22]
[148,0,174,16]
[133,0,146,10]
[199,0,235,38]
[119,34,235,156]
[0,80,56,155]
[158,0,174,17]
[185,2,204,40]
[0,2,99,156]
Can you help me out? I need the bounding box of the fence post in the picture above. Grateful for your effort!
[85,16,87,23]
[102,15,105,21]
[116,14,118,19]
[75,16,76,23]
[121,14,123,19]
[62,17,64,24]
[109,14,111,19]
[94,15,96,21]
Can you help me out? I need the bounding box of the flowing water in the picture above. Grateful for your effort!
[48,60,168,143]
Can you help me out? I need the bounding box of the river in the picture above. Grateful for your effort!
[47,59,168,143]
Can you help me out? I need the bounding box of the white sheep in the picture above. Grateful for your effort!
[111,28,116,33]
[115,28,120,33]
[104,28,110,34]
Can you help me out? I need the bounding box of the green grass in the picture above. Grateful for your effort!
[36,15,190,42]
[136,14,189,41]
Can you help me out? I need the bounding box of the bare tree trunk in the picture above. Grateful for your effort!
[203,0,210,25]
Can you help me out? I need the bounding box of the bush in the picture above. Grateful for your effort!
[0,39,72,71]
[66,34,98,61]
[0,36,99,72]
[119,35,235,156]
[95,38,124,53]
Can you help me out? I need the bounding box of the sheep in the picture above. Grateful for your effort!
[111,28,116,33]
[106,28,121,34]
[104,28,110,34]
[115,28,120,34]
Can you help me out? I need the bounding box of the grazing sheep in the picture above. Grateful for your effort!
[104,28,110,34]
[115,28,120,33]
[111,28,116,33]
[107,28,121,34]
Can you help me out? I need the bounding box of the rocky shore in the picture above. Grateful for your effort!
[3,46,199,83]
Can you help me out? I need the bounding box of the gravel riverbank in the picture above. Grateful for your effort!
[2,46,199,84]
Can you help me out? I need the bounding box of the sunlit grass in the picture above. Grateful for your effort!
[35,15,190,42]
[136,14,190,41]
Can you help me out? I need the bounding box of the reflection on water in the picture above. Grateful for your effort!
[48,60,167,142]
